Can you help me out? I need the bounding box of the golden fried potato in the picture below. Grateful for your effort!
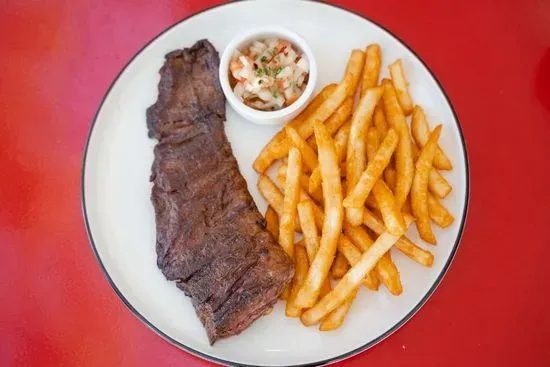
[373,104,388,141]
[345,86,383,225]
[295,120,344,308]
[361,44,382,95]
[286,246,309,317]
[412,106,452,170]
[411,125,442,244]
[265,206,279,241]
[331,251,350,279]
[279,148,302,257]
[298,201,320,263]
[300,217,415,326]
[345,49,366,96]
[363,209,434,267]
[253,84,336,173]
[428,192,455,228]
[309,122,351,194]
[389,59,413,115]
[343,128,398,208]
[344,223,402,295]
[319,288,358,331]
[257,175,301,232]
[381,79,414,209]
[285,126,318,172]
[337,233,380,290]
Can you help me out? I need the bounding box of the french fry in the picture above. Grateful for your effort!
[402,196,413,215]
[345,49,366,96]
[279,148,302,257]
[253,84,336,173]
[428,193,455,228]
[373,180,406,236]
[257,175,301,232]
[366,126,379,150]
[298,201,320,263]
[307,97,353,151]
[362,208,387,233]
[344,223,402,295]
[377,251,402,295]
[385,165,414,216]
[301,217,415,326]
[285,126,318,172]
[256,47,458,331]
[331,251,350,278]
[319,287,358,331]
[338,234,379,290]
[343,129,399,207]
[277,164,323,204]
[281,76,353,151]
[308,163,325,198]
[412,106,452,170]
[298,201,333,298]
[334,122,351,160]
[280,287,290,300]
[286,246,309,317]
[384,167,397,191]
[319,276,332,298]
[411,139,420,160]
[265,206,279,241]
[295,120,344,308]
[389,59,413,115]
[345,87,383,225]
[429,169,452,198]
[339,161,347,176]
[276,50,364,169]
[323,98,354,137]
[309,121,351,194]
[361,44,382,95]
[411,125,442,244]
[343,128,398,208]
[363,209,434,267]
[373,105,388,141]
[382,79,414,209]
[395,234,434,267]
[365,193,379,210]
[276,168,324,231]
[410,119,452,198]
[300,191,325,231]
[366,120,404,237]
[415,144,451,198]
[279,153,336,251]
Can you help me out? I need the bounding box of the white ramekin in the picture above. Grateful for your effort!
[219,26,318,125]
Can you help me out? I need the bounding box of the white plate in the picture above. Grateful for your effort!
[82,1,469,366]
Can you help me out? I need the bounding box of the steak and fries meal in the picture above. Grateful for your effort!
[146,36,455,343]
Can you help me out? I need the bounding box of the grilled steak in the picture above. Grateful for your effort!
[146,39,293,344]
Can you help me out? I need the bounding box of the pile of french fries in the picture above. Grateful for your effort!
[255,44,455,331]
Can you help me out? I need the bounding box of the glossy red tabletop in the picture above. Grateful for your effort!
[1,0,549,366]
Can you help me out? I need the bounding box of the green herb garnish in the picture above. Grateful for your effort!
[269,67,282,77]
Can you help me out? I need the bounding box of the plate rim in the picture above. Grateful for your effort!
[80,1,471,366]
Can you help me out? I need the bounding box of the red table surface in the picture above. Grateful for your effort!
[1,0,549,366]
